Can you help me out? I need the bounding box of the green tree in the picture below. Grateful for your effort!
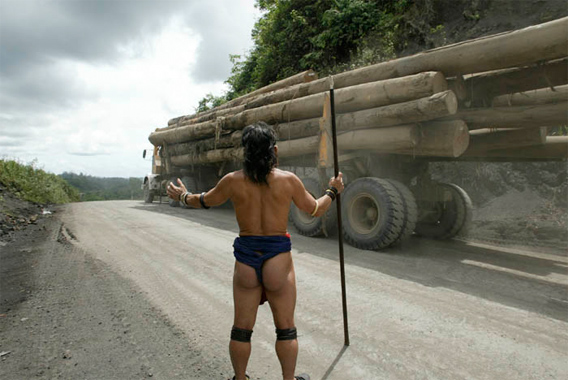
[225,0,409,99]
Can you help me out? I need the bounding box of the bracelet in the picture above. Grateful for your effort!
[179,191,190,207]
[310,200,319,217]
[199,192,210,209]
[325,187,337,201]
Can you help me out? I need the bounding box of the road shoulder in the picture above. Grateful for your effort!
[0,207,224,379]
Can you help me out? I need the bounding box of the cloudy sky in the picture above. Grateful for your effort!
[0,0,259,177]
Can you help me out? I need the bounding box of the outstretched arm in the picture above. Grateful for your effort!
[291,173,344,217]
[167,174,233,208]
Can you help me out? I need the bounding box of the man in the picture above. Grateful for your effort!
[167,122,344,380]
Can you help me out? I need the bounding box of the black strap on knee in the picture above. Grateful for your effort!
[231,326,253,342]
[276,327,297,341]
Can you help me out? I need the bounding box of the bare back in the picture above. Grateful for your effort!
[230,168,296,236]
[201,167,317,237]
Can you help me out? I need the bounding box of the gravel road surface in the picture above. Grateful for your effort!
[2,200,567,379]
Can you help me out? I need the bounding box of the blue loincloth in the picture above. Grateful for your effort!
[233,234,292,285]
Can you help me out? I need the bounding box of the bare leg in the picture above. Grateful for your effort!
[263,252,298,380]
[231,261,262,380]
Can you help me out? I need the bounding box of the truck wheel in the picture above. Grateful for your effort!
[387,179,418,244]
[342,177,405,250]
[168,177,180,207]
[414,183,472,239]
[290,178,337,237]
[143,187,154,203]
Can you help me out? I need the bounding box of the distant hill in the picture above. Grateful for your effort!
[59,172,143,201]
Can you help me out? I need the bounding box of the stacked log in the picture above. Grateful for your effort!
[150,17,568,166]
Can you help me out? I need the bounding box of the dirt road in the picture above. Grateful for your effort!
[2,200,567,379]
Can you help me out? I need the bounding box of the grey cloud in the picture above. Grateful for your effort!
[67,152,109,157]
[0,61,98,117]
[0,125,32,138]
[0,138,23,147]
[0,0,256,128]
[187,0,256,83]
[0,0,189,118]
[0,0,187,75]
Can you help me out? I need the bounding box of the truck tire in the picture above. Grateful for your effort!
[387,179,418,244]
[342,177,405,250]
[290,177,337,237]
[414,183,472,240]
[143,187,154,203]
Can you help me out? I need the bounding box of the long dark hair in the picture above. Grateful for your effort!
[241,122,277,185]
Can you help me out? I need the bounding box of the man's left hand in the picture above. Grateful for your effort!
[167,178,187,201]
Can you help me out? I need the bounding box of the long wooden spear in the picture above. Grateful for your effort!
[329,78,350,346]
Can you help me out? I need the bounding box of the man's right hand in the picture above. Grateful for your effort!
[329,172,344,194]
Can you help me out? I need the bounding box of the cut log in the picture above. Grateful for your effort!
[170,125,420,166]
[463,127,547,156]
[492,84,568,107]
[275,91,457,138]
[245,71,447,111]
[167,70,317,127]
[445,101,568,129]
[469,136,568,159]
[168,132,240,156]
[150,90,458,146]
[275,118,321,141]
[169,119,470,166]
[149,119,219,145]
[165,72,449,131]
[393,120,470,157]
[463,58,568,106]
[334,90,457,132]
[164,17,566,133]
[329,17,568,89]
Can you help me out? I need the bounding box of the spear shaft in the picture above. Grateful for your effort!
[329,81,350,346]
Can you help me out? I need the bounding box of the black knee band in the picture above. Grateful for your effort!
[276,327,297,341]
[231,326,253,342]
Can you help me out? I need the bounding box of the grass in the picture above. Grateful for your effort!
[0,159,80,204]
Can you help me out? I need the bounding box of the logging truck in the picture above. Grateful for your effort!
[142,17,568,250]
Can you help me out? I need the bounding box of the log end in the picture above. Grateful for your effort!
[431,71,449,93]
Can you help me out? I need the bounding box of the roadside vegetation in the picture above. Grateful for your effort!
[60,172,143,201]
[0,159,144,204]
[0,159,79,204]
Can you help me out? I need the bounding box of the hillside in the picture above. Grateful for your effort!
[0,160,144,243]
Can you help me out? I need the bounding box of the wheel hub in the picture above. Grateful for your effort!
[349,192,380,234]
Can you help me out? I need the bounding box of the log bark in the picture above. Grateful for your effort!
[245,71,447,111]
[167,70,317,127]
[169,119,470,166]
[463,127,547,156]
[275,91,458,138]
[393,120,470,157]
[150,90,458,146]
[165,72,449,131]
[149,118,219,145]
[329,17,568,89]
[445,101,568,130]
[491,84,568,107]
[164,17,566,133]
[468,136,568,159]
[168,132,240,156]
[334,90,457,132]
[170,125,420,166]
[463,58,568,107]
